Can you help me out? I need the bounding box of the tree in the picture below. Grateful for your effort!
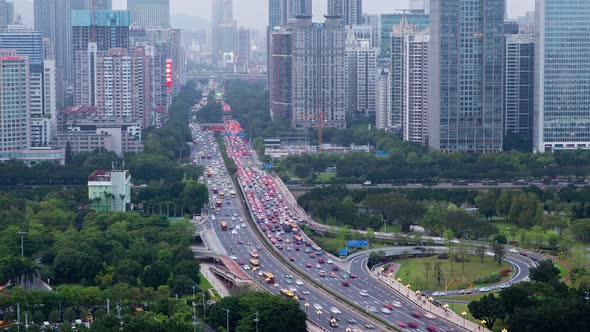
[570,219,590,243]
[529,260,560,284]
[142,261,171,289]
[475,191,498,219]
[491,242,506,265]
[182,179,209,215]
[368,250,386,268]
[546,231,560,250]
[476,245,486,262]
[365,228,376,248]
[468,294,506,330]
[496,190,512,220]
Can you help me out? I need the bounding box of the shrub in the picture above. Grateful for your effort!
[474,273,500,284]
[499,269,512,277]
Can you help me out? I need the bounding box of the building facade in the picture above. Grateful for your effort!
[505,33,534,145]
[29,60,57,147]
[428,0,505,153]
[328,0,362,26]
[269,28,292,120]
[534,0,590,151]
[375,61,392,130]
[128,0,170,28]
[0,51,29,155]
[380,11,429,57]
[346,27,378,116]
[391,20,429,144]
[88,169,131,212]
[291,17,348,129]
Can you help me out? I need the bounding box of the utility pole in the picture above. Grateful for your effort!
[253,312,260,332]
[18,231,26,257]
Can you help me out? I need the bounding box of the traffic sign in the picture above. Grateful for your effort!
[346,240,368,247]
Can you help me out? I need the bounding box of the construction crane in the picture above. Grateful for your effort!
[296,112,326,152]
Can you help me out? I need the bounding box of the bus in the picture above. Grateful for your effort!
[312,244,323,255]
[262,271,274,280]
[229,190,236,198]
[220,221,228,231]
[249,258,259,267]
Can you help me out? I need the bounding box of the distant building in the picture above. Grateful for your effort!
[428,0,505,152]
[269,28,292,120]
[375,61,392,130]
[0,0,14,28]
[0,50,30,154]
[0,25,43,65]
[346,27,378,116]
[380,11,429,57]
[391,20,429,144]
[534,0,590,151]
[88,169,131,212]
[327,0,362,26]
[128,0,170,28]
[504,33,534,145]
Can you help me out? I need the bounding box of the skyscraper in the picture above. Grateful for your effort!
[235,27,251,73]
[328,0,362,25]
[346,27,378,116]
[128,0,170,28]
[269,0,287,28]
[505,33,534,148]
[428,0,505,153]
[375,60,392,130]
[380,11,429,57]
[34,0,73,82]
[0,25,43,65]
[534,0,590,152]
[291,0,312,18]
[269,28,292,120]
[391,20,429,144]
[0,0,13,27]
[291,15,348,129]
[211,0,236,68]
[72,10,130,106]
[0,50,30,154]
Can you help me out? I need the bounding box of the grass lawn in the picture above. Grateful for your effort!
[394,255,511,291]
[378,224,402,234]
[437,292,498,302]
[446,303,509,332]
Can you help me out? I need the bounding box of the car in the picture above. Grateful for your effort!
[313,304,323,311]
[347,318,356,324]
[427,326,439,331]
[331,265,340,271]
[238,260,244,265]
[367,306,377,313]
[478,287,491,292]
[285,274,293,279]
[396,322,408,328]
[341,273,349,279]
[381,308,392,314]
[384,304,394,310]
[241,223,246,228]
[286,247,293,251]
[319,270,327,277]
[318,258,325,264]
[285,279,293,284]
[304,248,312,253]
[424,313,435,319]
[359,290,369,297]
[295,280,304,286]
[243,265,250,270]
[231,229,237,235]
[431,291,446,297]
[391,301,402,308]
[289,257,295,261]
[230,255,238,260]
[342,281,350,287]
[309,253,316,258]
[349,274,357,279]
[364,324,375,329]
[301,290,310,295]
[409,321,420,328]
[327,259,334,264]
[500,283,510,289]
[295,246,301,251]
[412,312,423,318]
[305,263,312,268]
[329,272,337,278]
[315,264,321,269]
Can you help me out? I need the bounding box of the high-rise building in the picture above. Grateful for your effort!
[375,60,392,130]
[534,0,590,152]
[269,0,287,28]
[505,33,534,147]
[29,60,57,147]
[72,10,130,106]
[211,0,236,68]
[290,0,312,19]
[428,0,505,153]
[269,28,292,120]
[328,0,362,25]
[410,0,429,14]
[0,25,43,65]
[291,16,348,129]
[72,0,112,9]
[0,0,14,27]
[0,50,30,154]
[128,0,170,28]
[34,0,73,82]
[391,20,429,144]
[362,14,380,48]
[88,170,131,212]
[235,27,250,73]
[346,27,378,116]
[380,11,428,57]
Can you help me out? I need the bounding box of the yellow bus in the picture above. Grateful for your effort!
[249,258,259,266]
[262,272,274,280]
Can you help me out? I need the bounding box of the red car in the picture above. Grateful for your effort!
[305,262,312,268]
[309,253,316,258]
[396,322,407,328]
[331,265,339,271]
[427,326,439,331]
[295,246,301,251]
[289,257,295,261]
[342,281,350,286]
[384,304,394,310]
[318,258,325,264]
[350,274,357,279]
[409,321,420,328]
[412,312,423,318]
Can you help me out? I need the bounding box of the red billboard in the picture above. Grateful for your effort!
[2,56,21,61]
[165,59,173,88]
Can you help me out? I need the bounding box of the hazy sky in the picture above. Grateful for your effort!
[113,0,534,31]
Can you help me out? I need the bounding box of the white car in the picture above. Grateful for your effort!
[359,290,369,297]
[381,308,391,314]
[313,304,323,311]
[243,265,251,270]
[295,280,304,286]
[478,287,491,292]
[231,230,237,235]
[327,259,334,264]
[229,255,238,260]
[301,290,310,295]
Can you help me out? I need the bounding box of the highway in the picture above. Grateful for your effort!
[190,123,378,331]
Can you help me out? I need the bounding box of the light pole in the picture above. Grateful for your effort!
[202,293,206,317]
[330,318,337,331]
[187,285,196,302]
[316,309,322,321]
[304,303,310,314]
[461,311,467,327]
[253,312,259,332]
[222,308,230,332]
[480,319,487,329]
[501,329,508,332]
[18,231,26,257]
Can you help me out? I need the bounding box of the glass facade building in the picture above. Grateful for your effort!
[428,0,505,153]
[505,34,534,144]
[534,0,590,151]
[380,11,429,57]
[128,0,170,28]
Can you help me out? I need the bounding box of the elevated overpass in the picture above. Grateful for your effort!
[187,71,267,82]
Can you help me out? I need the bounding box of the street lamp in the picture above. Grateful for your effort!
[397,278,402,282]
[330,318,337,331]
[222,308,230,332]
[187,285,196,302]
[316,309,322,321]
[481,319,487,328]
[461,311,468,327]
[501,329,508,332]
[428,296,434,310]
[304,303,310,314]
